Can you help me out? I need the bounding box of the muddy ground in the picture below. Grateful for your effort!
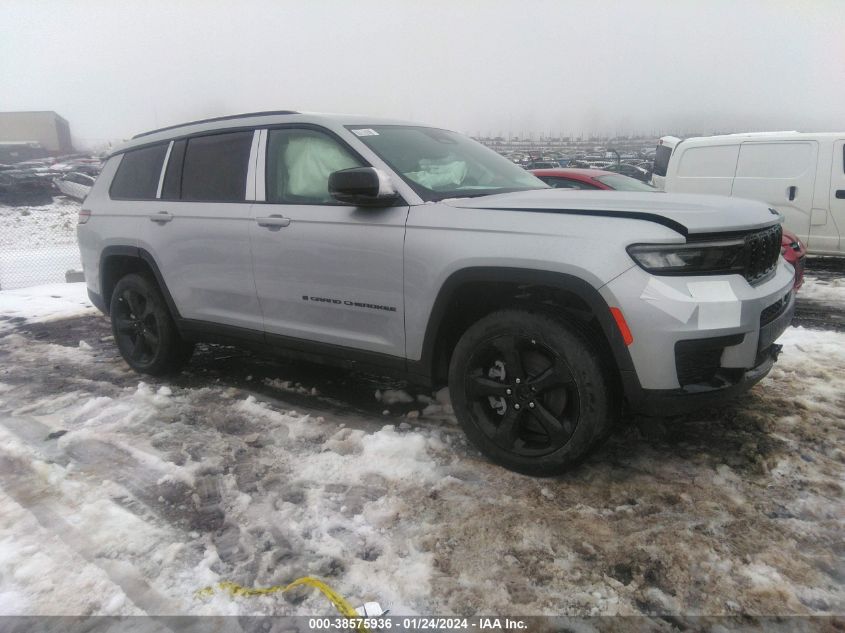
[0,266,842,619]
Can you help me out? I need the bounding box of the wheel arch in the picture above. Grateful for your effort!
[409,267,636,390]
[99,246,180,319]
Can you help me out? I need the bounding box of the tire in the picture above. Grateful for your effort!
[448,309,618,476]
[109,273,194,376]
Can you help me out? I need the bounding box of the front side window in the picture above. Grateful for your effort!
[181,131,253,202]
[110,143,168,199]
[347,125,546,201]
[266,128,363,204]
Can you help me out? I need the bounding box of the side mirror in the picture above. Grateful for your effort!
[328,167,400,207]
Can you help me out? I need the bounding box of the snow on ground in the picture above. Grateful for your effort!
[0,197,82,289]
[800,273,845,305]
[0,293,842,617]
[0,282,95,333]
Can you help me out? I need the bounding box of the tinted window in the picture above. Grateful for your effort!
[266,128,363,204]
[652,144,673,177]
[110,144,168,199]
[161,139,186,200]
[181,131,253,201]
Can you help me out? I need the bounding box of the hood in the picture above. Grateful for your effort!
[442,190,781,236]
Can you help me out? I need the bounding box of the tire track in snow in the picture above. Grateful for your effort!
[0,448,183,615]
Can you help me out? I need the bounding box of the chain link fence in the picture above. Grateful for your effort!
[0,196,83,290]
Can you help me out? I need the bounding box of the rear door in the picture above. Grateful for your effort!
[825,139,845,254]
[249,125,408,358]
[732,141,819,243]
[136,130,264,331]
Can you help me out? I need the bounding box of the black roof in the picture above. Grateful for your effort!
[131,110,299,139]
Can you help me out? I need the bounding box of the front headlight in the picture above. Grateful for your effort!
[627,240,745,275]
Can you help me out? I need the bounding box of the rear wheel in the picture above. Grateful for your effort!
[449,309,617,475]
[110,273,193,375]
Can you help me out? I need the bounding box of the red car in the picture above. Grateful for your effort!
[532,168,806,290]
[531,167,656,192]
[781,228,806,290]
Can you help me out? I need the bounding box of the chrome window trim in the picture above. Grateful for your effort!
[155,140,174,200]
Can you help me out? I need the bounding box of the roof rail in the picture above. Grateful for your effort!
[131,110,299,139]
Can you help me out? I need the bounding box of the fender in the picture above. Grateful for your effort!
[99,245,182,319]
[408,266,636,384]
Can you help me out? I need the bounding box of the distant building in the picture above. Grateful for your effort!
[0,111,73,154]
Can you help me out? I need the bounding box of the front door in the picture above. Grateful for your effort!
[249,126,408,358]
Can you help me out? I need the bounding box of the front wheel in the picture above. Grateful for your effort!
[110,273,193,375]
[449,309,617,475]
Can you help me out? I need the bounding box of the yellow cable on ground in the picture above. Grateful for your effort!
[196,575,369,631]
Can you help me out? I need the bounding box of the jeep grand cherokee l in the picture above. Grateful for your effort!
[77,111,795,475]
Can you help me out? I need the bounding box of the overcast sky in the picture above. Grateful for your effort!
[2,0,843,148]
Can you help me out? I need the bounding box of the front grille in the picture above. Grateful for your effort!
[744,224,782,284]
[760,291,792,326]
[675,334,744,386]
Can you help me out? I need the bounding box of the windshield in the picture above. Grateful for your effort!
[596,174,657,192]
[347,125,547,201]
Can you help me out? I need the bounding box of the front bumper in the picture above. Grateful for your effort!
[628,294,794,415]
[601,258,795,415]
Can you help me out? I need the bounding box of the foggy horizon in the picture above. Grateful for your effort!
[2,0,843,149]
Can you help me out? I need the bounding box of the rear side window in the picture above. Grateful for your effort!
[653,145,673,177]
[109,144,168,199]
[181,131,253,202]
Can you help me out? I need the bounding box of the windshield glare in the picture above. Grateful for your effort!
[348,125,547,200]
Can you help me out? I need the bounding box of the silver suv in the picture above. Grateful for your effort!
[77,111,795,474]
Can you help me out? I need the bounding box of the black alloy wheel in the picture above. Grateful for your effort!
[449,309,617,475]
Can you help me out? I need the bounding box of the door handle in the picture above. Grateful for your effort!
[150,211,173,224]
[255,214,291,228]
[836,189,845,200]
[787,186,797,201]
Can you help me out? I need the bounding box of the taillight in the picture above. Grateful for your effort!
[78,209,91,224]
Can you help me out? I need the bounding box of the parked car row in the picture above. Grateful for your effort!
[0,154,101,205]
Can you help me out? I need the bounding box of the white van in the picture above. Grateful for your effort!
[655,132,845,256]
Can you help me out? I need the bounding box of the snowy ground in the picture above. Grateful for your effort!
[0,197,82,290]
[0,279,842,618]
